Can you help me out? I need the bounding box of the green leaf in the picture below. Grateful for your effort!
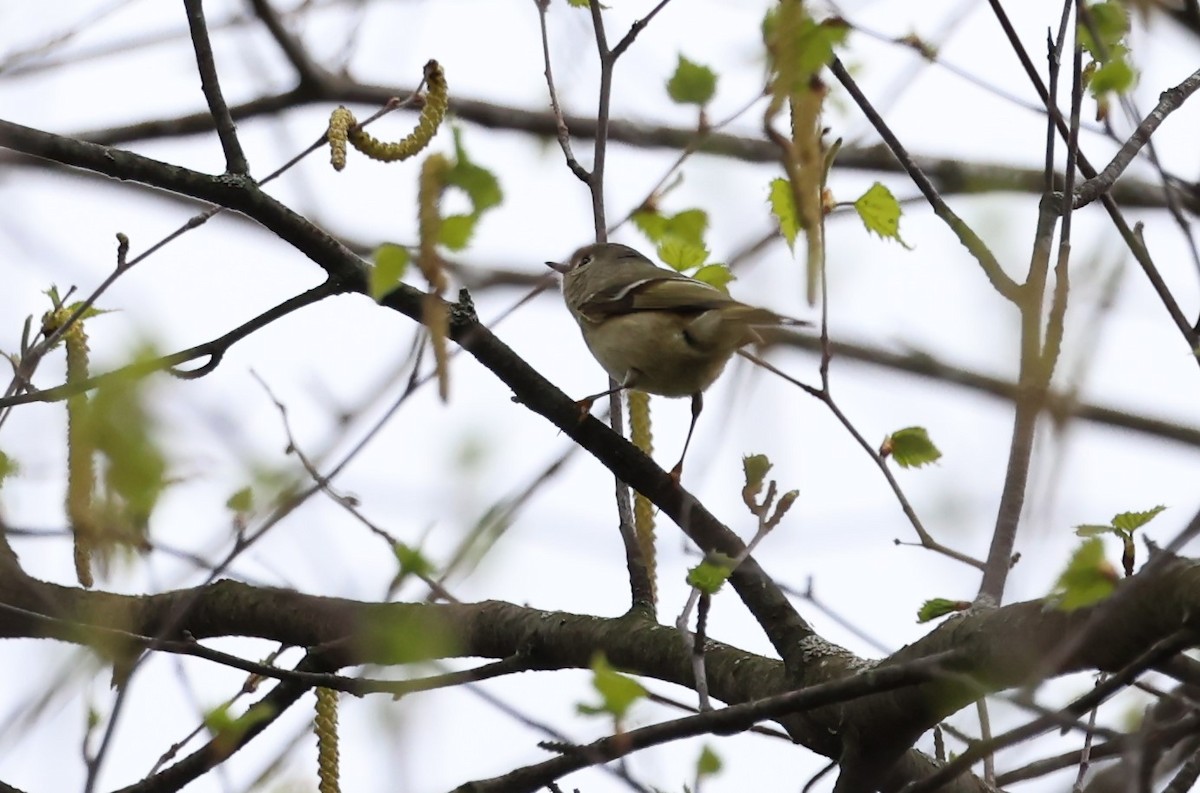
[635,208,709,249]
[225,486,254,513]
[854,183,908,246]
[1051,538,1117,611]
[917,598,968,623]
[1079,1,1129,59]
[371,244,410,301]
[632,210,668,243]
[763,10,850,90]
[393,541,436,578]
[1078,4,1136,99]
[691,264,734,292]
[768,178,799,250]
[1112,506,1166,533]
[1075,506,1166,538]
[359,608,458,665]
[566,0,589,6]
[579,653,646,720]
[742,454,772,497]
[65,302,112,323]
[697,745,723,776]
[205,703,277,758]
[1090,53,1135,95]
[448,128,503,213]
[884,427,941,469]
[0,450,18,489]
[87,347,170,533]
[657,239,708,271]
[440,214,477,251]
[666,209,708,247]
[666,55,718,106]
[687,555,735,595]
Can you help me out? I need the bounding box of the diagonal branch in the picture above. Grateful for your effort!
[1074,67,1200,208]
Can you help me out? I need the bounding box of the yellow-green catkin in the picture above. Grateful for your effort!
[327,107,353,171]
[418,154,451,401]
[315,687,340,793]
[627,390,657,604]
[766,0,827,306]
[416,154,449,295]
[327,60,448,170]
[43,308,96,588]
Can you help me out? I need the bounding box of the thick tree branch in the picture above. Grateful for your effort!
[3,555,1200,793]
[5,79,1196,214]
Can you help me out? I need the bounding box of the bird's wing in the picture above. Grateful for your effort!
[579,274,732,319]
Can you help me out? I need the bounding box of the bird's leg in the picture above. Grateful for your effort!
[669,392,703,485]
[575,382,627,421]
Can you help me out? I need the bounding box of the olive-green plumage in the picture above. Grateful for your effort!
[549,243,806,480]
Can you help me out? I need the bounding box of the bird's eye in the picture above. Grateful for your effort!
[577,254,593,268]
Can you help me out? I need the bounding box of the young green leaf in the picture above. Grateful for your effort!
[687,556,735,595]
[447,128,503,213]
[225,486,254,514]
[578,653,647,720]
[883,427,941,469]
[371,244,410,301]
[917,598,968,623]
[358,609,459,665]
[205,703,277,758]
[1078,3,1137,102]
[439,214,477,251]
[1079,1,1129,59]
[1075,505,1166,537]
[1111,506,1166,533]
[657,239,709,271]
[393,541,436,578]
[691,264,734,292]
[0,451,18,489]
[854,183,908,247]
[763,10,850,91]
[666,208,709,247]
[1090,53,1135,94]
[88,350,170,533]
[742,454,772,498]
[768,177,799,250]
[697,745,723,776]
[666,55,718,106]
[633,209,669,243]
[1051,538,1118,611]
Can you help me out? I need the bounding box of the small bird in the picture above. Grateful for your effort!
[547,242,806,482]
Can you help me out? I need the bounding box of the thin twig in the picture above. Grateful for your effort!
[828,57,1022,304]
[535,0,589,183]
[183,0,250,175]
[462,651,958,793]
[738,349,985,570]
[901,631,1195,793]
[1074,67,1200,208]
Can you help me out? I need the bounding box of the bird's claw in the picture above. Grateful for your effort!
[574,398,595,422]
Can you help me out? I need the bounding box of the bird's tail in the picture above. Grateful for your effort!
[723,305,810,329]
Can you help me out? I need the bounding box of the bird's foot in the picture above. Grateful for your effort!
[573,397,595,422]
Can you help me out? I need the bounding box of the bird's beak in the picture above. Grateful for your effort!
[545,260,570,274]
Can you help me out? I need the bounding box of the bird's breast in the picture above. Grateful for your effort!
[580,311,736,397]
